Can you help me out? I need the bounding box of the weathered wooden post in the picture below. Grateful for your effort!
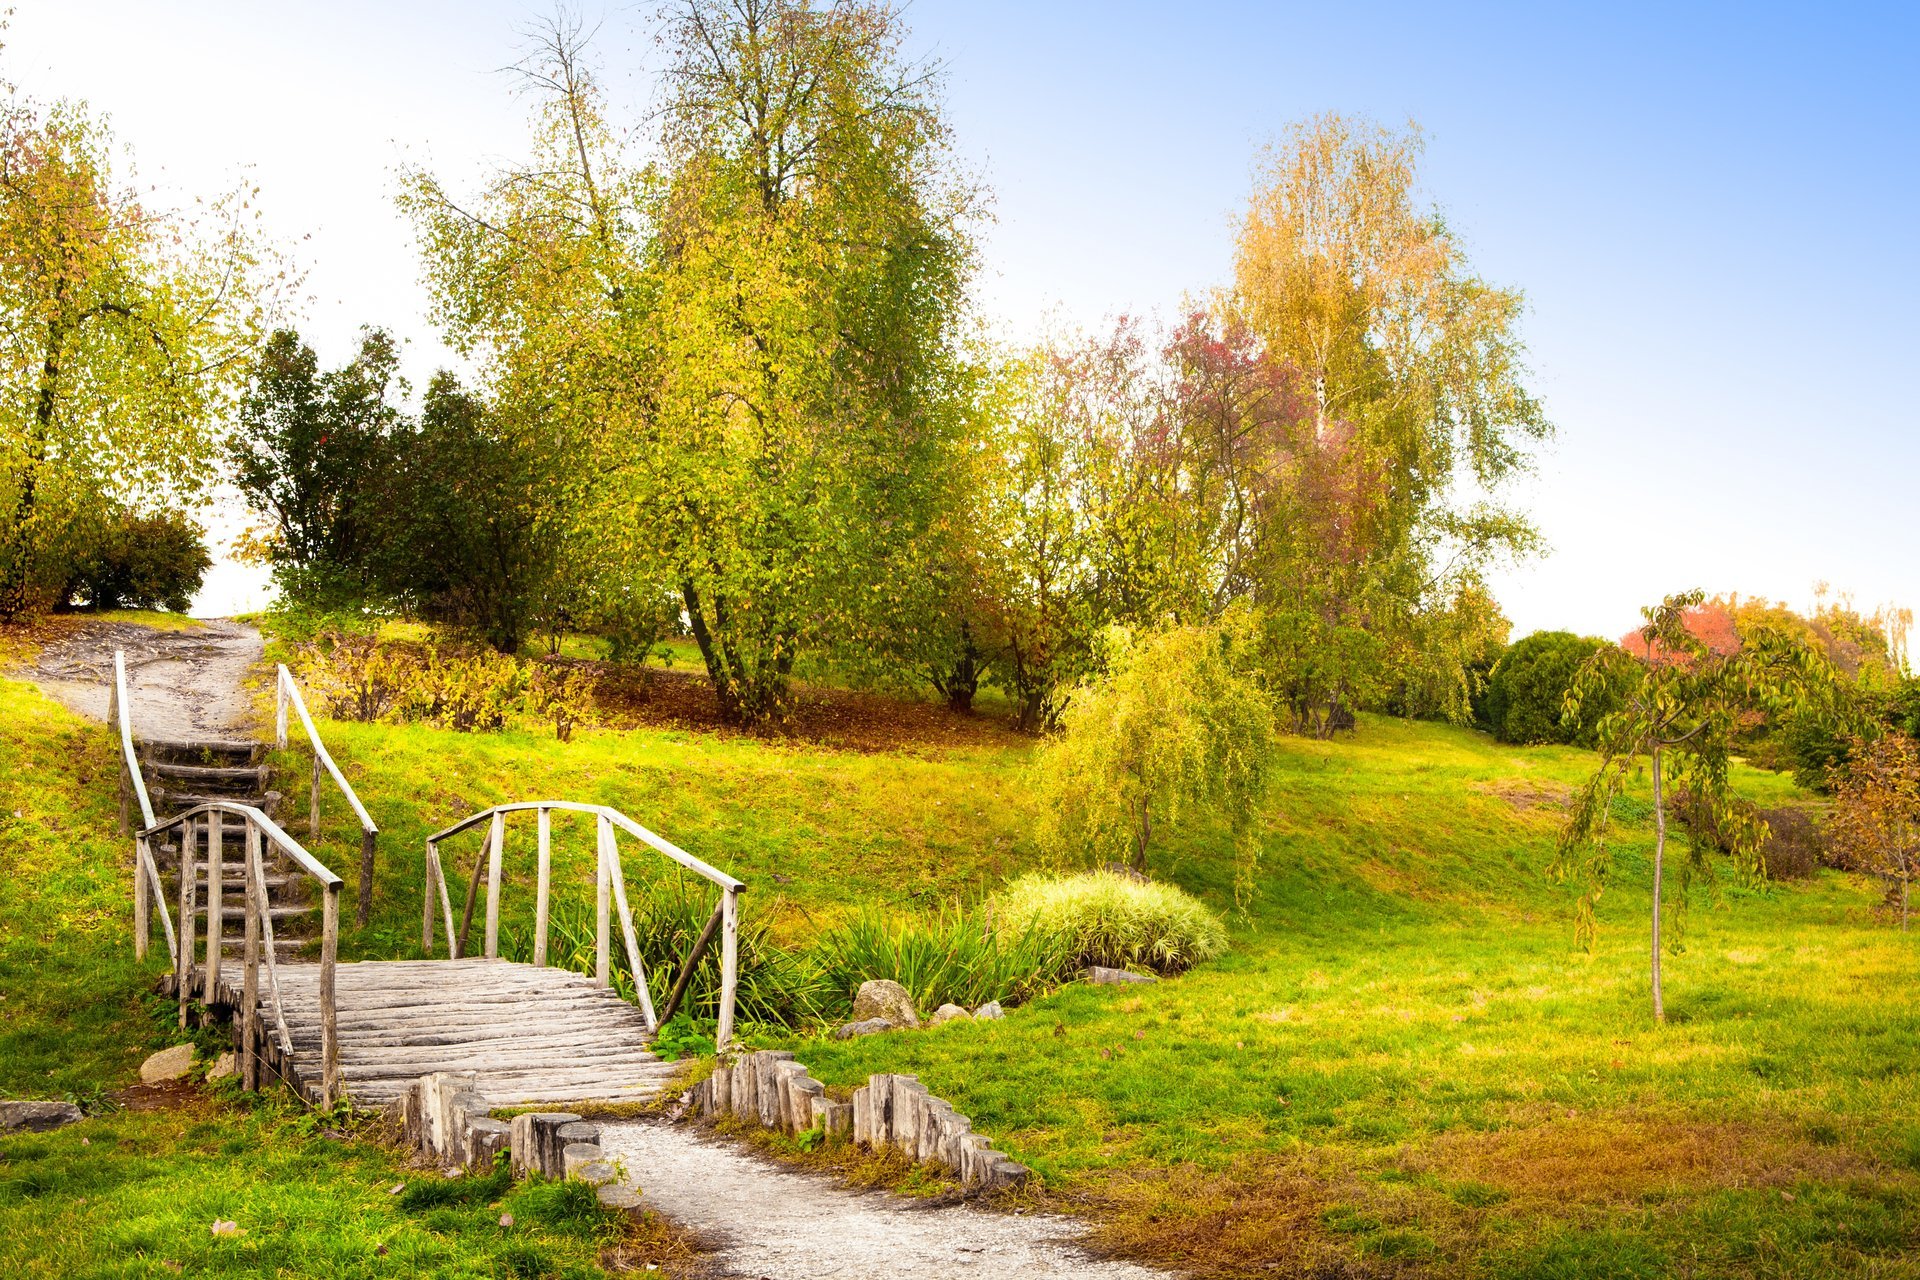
[603,827,656,1028]
[177,815,197,1029]
[309,754,322,842]
[133,834,150,962]
[422,840,436,954]
[595,814,612,988]
[717,885,740,1054]
[241,821,262,1091]
[483,811,505,960]
[205,809,224,1004]
[274,667,289,750]
[320,881,340,1107]
[356,829,376,929]
[533,808,551,967]
[658,897,726,1029]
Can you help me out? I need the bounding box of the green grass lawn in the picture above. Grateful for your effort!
[5,614,1919,1278]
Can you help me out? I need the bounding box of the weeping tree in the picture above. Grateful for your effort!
[1555,591,1828,1021]
[0,88,273,618]
[1033,609,1276,900]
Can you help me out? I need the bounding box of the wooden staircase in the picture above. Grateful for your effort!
[142,740,315,959]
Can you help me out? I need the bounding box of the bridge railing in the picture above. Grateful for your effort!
[141,799,345,1108]
[275,664,380,927]
[423,801,746,1053]
[110,651,175,967]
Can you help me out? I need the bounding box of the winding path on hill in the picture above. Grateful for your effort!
[23,617,263,741]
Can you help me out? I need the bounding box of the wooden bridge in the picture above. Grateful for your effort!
[112,651,742,1110]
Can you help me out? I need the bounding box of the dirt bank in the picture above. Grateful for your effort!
[22,618,264,744]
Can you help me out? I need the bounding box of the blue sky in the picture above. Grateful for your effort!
[14,1,1917,643]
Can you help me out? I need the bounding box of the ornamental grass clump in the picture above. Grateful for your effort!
[994,870,1228,975]
[813,904,1074,1015]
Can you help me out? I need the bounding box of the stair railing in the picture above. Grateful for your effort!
[140,799,344,1108]
[422,801,746,1053]
[275,664,379,927]
[110,651,175,966]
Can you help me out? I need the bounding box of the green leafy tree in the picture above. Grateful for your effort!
[1556,591,1828,1021]
[1034,610,1276,892]
[62,509,210,612]
[1825,733,1920,930]
[622,0,976,724]
[369,374,569,654]
[0,81,274,618]
[1483,630,1612,745]
[404,4,974,723]
[228,327,407,600]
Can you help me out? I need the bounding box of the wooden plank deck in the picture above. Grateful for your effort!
[204,958,679,1109]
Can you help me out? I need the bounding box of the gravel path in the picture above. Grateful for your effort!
[24,618,264,743]
[598,1121,1172,1280]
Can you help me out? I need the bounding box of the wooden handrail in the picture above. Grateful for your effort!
[111,651,173,965]
[275,664,379,926]
[423,800,744,1051]
[425,801,744,891]
[142,798,343,1107]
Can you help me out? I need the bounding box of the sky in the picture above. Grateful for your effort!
[12,1,1917,641]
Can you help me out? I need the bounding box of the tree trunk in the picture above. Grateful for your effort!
[934,624,980,713]
[1650,744,1667,1023]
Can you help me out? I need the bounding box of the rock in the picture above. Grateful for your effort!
[972,1001,1005,1020]
[0,1100,83,1132]
[929,1003,972,1025]
[206,1052,237,1082]
[851,979,920,1029]
[1084,965,1156,985]
[140,1044,195,1083]
[831,1017,895,1040]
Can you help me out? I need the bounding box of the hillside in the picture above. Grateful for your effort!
[2,623,1917,1277]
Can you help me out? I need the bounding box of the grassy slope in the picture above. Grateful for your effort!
[302,684,1919,1277]
[7,619,1920,1277]
[0,670,637,1280]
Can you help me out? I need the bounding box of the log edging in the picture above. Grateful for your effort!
[680,1049,1031,1190]
[394,1072,643,1210]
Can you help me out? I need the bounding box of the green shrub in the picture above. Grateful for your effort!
[63,510,210,612]
[993,870,1227,974]
[813,903,1074,1015]
[1482,631,1612,745]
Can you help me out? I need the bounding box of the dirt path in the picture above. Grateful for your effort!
[598,1121,1170,1280]
[22,618,264,744]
